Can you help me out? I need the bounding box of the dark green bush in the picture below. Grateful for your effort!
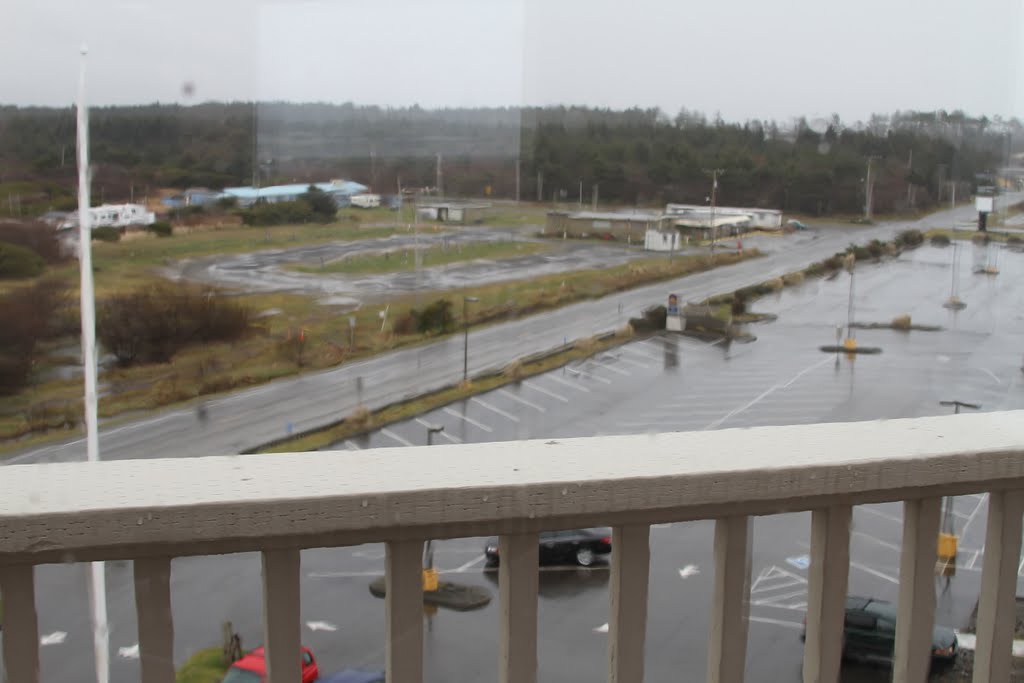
[0,241,44,278]
[897,229,924,247]
[866,239,886,258]
[146,221,172,237]
[930,234,951,246]
[410,299,455,335]
[92,226,121,242]
[1007,235,1022,246]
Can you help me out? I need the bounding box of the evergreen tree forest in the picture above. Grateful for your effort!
[0,102,1015,217]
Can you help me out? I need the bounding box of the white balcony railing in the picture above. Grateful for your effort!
[2,411,1024,683]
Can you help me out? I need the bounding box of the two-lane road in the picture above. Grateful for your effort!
[8,199,1006,466]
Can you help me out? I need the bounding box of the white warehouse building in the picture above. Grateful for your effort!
[58,203,156,231]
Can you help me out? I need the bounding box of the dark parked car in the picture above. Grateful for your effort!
[802,597,957,666]
[484,528,612,567]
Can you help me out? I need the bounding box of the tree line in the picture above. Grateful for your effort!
[0,103,1016,216]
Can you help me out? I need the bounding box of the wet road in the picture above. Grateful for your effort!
[10,198,1009,467]
[28,242,1024,682]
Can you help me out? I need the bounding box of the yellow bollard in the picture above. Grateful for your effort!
[422,568,439,593]
[937,532,958,561]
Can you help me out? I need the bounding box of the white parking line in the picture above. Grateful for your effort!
[850,561,899,584]
[959,493,989,539]
[752,589,807,606]
[344,440,361,451]
[621,344,662,362]
[748,616,805,630]
[380,428,415,447]
[442,407,494,433]
[852,531,901,553]
[612,354,650,369]
[546,374,592,393]
[588,359,631,376]
[414,418,463,443]
[703,357,833,430]
[498,388,545,412]
[856,506,903,524]
[565,367,613,384]
[471,397,521,422]
[451,554,486,573]
[522,380,569,403]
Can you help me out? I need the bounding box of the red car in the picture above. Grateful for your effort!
[221,646,320,683]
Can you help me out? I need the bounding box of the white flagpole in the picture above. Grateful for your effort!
[76,44,110,683]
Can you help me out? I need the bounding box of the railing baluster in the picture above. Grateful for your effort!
[133,557,174,683]
[803,506,851,683]
[893,497,941,683]
[499,533,539,683]
[707,516,752,683]
[0,564,39,683]
[608,524,650,683]
[386,540,424,683]
[261,549,302,683]
[973,491,1024,683]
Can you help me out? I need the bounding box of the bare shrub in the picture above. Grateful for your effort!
[98,284,253,365]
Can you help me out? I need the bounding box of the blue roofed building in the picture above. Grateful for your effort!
[222,179,369,208]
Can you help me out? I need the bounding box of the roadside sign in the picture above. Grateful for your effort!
[667,293,679,316]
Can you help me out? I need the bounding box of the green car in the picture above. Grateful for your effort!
[802,596,958,666]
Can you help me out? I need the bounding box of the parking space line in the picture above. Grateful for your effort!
[968,550,982,570]
[522,380,569,403]
[565,367,613,384]
[752,589,807,606]
[380,428,414,447]
[748,616,805,630]
[850,561,899,584]
[621,344,662,362]
[852,531,901,553]
[1019,553,1024,577]
[498,389,545,412]
[414,418,463,443]
[703,357,833,430]
[471,397,521,423]
[856,506,903,524]
[589,359,632,376]
[442,407,494,433]
[612,354,650,369]
[958,493,988,539]
[546,374,592,393]
[751,578,803,594]
[344,440,361,451]
[448,554,486,573]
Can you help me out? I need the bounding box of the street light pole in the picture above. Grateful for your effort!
[463,296,479,382]
[423,424,445,584]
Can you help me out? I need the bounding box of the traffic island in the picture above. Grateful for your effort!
[368,576,492,611]
[818,344,882,355]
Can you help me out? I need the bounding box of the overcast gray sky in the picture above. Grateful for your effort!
[4,0,1023,123]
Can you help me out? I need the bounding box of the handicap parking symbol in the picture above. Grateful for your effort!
[785,554,810,570]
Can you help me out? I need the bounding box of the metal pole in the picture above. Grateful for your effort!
[77,45,110,683]
[463,299,469,381]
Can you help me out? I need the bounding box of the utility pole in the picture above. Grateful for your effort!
[704,168,724,255]
[515,159,520,203]
[251,99,259,189]
[536,171,543,202]
[864,156,878,221]
[906,149,914,209]
[592,184,598,211]
[435,153,443,198]
[579,179,583,209]
[370,146,377,189]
